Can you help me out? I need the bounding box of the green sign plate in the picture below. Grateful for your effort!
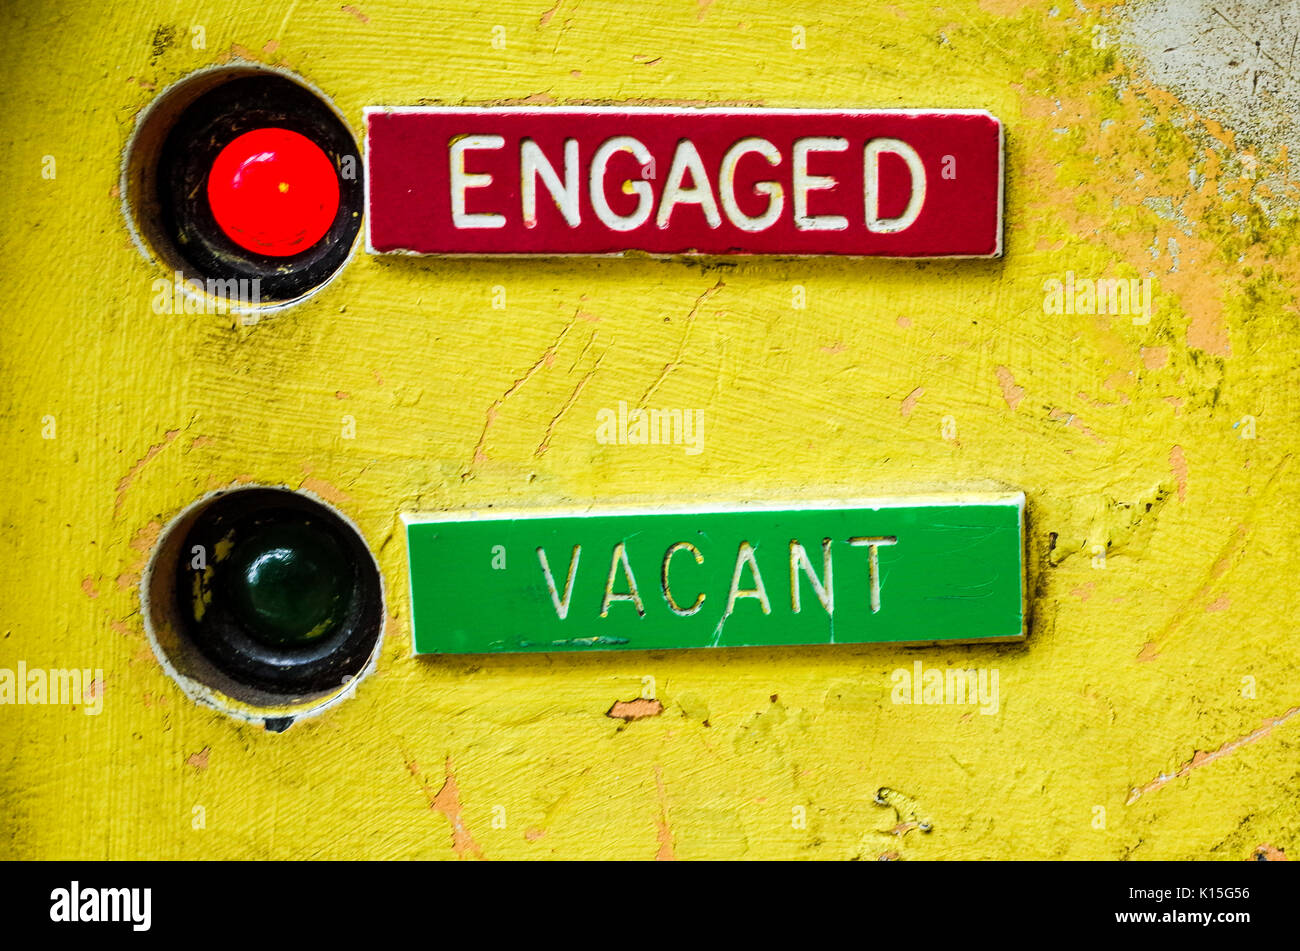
[404,493,1025,654]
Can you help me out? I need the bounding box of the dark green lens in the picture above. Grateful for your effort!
[224,520,350,646]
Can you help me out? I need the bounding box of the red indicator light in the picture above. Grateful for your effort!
[207,127,340,257]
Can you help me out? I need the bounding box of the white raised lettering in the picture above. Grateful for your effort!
[792,137,848,231]
[656,140,721,229]
[521,138,580,228]
[864,138,926,233]
[450,134,506,229]
[718,137,784,231]
[590,136,654,231]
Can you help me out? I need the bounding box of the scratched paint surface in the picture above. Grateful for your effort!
[0,0,1296,859]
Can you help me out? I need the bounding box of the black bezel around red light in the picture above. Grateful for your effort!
[157,73,362,302]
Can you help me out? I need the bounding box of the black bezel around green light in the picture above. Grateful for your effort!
[175,488,382,694]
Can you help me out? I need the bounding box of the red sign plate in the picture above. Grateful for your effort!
[365,107,1002,258]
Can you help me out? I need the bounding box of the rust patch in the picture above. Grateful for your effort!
[466,309,581,475]
[186,746,211,771]
[300,474,350,506]
[1013,44,1242,359]
[978,0,1027,13]
[1127,705,1300,804]
[405,755,484,859]
[607,698,664,721]
[1170,445,1189,502]
[536,352,604,458]
[114,429,180,517]
[216,43,259,64]
[1138,454,1290,659]
[900,386,924,419]
[995,365,1025,410]
[116,521,163,593]
[637,280,725,408]
[889,821,927,836]
[1048,407,1103,443]
[1252,843,1287,861]
[1070,581,1098,602]
[1141,346,1170,370]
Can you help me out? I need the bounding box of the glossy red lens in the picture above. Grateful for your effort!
[206,127,340,257]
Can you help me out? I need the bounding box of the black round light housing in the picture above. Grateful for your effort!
[123,65,363,306]
[143,487,384,724]
[178,489,381,693]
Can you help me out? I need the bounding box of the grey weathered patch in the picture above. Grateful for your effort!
[1116,0,1300,160]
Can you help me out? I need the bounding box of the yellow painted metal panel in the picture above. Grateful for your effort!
[0,0,1296,859]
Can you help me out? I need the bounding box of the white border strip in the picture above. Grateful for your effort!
[363,106,1002,116]
[400,490,1024,524]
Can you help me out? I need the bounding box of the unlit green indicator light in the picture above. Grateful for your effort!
[223,521,350,647]
[404,494,1025,654]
